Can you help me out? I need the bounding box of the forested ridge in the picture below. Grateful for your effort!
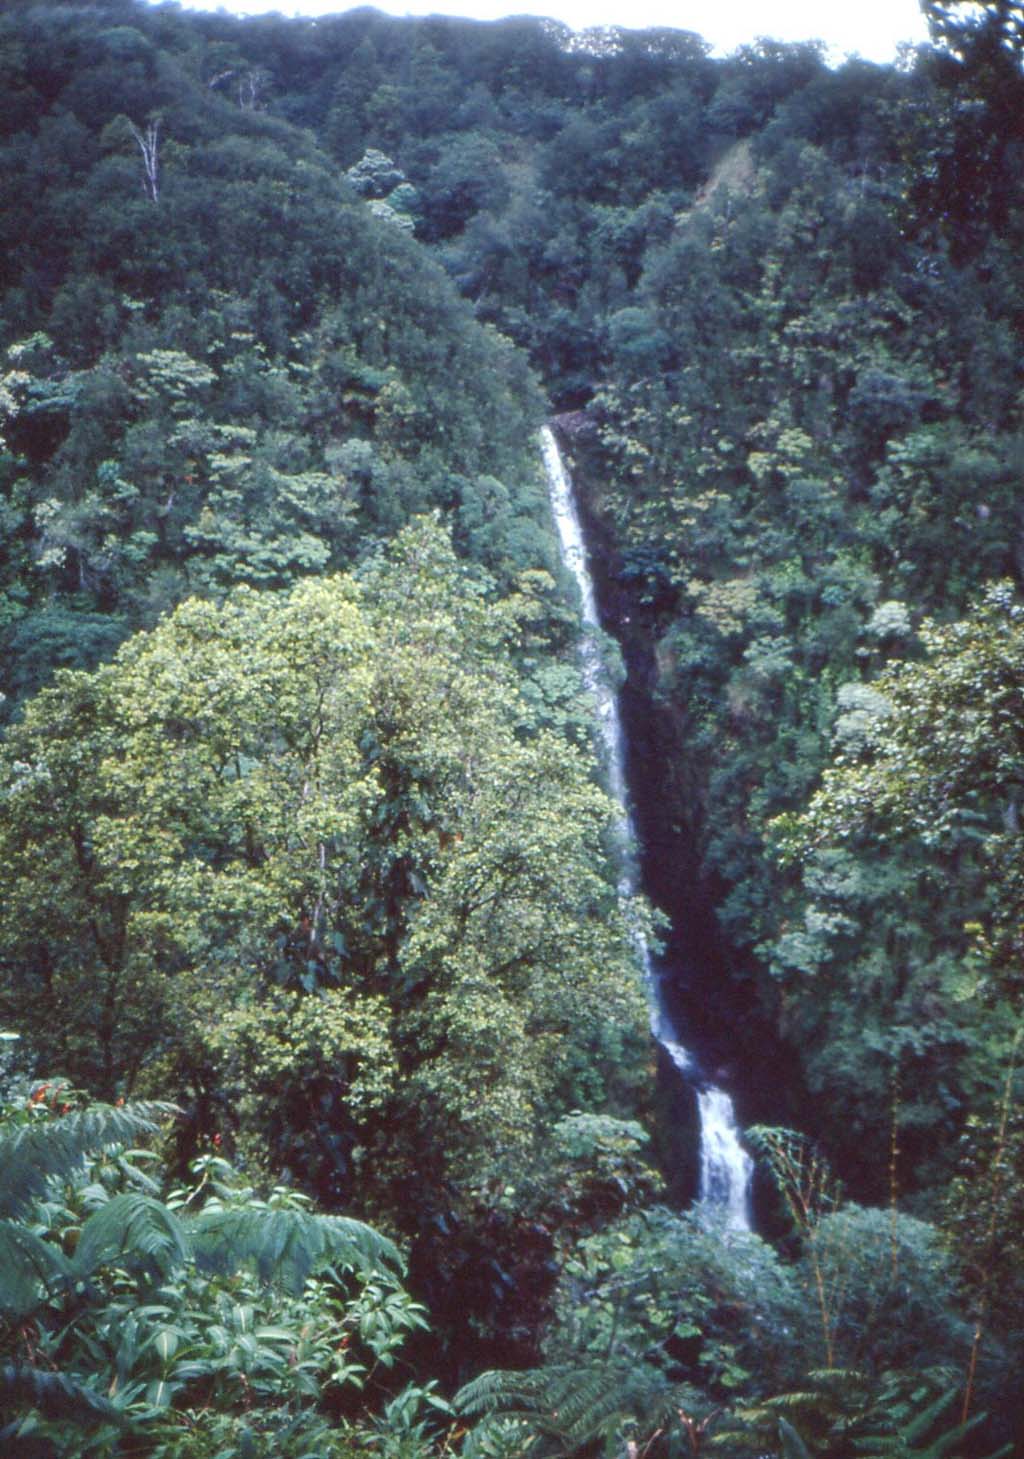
[1,0,1023,1453]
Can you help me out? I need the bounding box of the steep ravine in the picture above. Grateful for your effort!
[544,426,756,1223]
[551,420,797,1218]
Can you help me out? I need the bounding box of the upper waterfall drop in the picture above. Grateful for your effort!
[540,427,629,814]
[541,425,753,1231]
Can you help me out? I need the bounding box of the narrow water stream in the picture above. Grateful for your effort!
[541,426,752,1229]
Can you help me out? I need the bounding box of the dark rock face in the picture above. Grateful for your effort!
[549,408,596,440]
[654,1043,701,1207]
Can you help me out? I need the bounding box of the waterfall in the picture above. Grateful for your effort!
[541,426,752,1230]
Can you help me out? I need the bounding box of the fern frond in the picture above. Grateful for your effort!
[759,1370,870,1418]
[0,1102,177,1220]
[0,1362,119,1424]
[761,1390,839,1414]
[897,1388,960,1448]
[536,1365,625,1443]
[71,1192,188,1284]
[805,1369,870,1386]
[850,1389,1010,1459]
[0,1220,68,1316]
[457,1367,549,1417]
[458,1361,676,1456]
[189,1206,402,1293]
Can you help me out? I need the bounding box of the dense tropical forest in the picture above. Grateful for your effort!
[1,0,1023,1453]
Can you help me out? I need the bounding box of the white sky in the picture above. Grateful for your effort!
[172,0,932,65]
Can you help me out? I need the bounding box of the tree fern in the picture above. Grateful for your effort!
[0,1221,67,1317]
[71,1192,189,1285]
[0,1102,401,1306]
[0,1102,177,1221]
[458,1361,692,1458]
[714,1372,1013,1459]
[0,1097,413,1454]
[189,1206,403,1294]
[711,1368,872,1455]
[850,1384,1012,1459]
[0,1362,118,1424]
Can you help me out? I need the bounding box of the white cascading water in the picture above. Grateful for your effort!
[541,426,752,1230]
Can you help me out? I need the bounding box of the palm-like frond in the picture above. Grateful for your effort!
[0,1220,68,1317]
[0,1362,118,1424]
[71,1193,189,1284]
[190,1206,403,1294]
[0,1103,177,1221]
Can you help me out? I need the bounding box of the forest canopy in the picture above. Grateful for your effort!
[1,0,1024,1454]
[0,519,647,1208]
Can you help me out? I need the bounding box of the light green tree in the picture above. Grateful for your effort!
[0,520,646,1210]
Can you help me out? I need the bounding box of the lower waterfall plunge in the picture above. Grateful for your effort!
[541,426,753,1229]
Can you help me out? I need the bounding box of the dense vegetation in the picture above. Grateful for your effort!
[1,0,1023,1454]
